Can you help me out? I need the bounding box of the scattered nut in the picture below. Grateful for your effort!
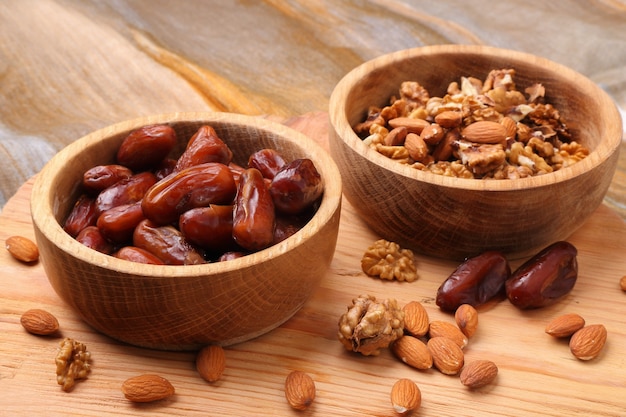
[402,301,429,337]
[284,370,316,411]
[545,313,586,338]
[455,304,478,338]
[428,320,468,349]
[55,338,91,392]
[337,294,404,356]
[121,374,175,403]
[427,336,464,375]
[391,335,432,370]
[569,324,607,361]
[20,308,59,336]
[5,235,39,263]
[196,345,226,382]
[460,360,498,389]
[390,378,421,415]
[361,239,418,282]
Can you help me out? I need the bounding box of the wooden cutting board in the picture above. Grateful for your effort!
[1,112,625,416]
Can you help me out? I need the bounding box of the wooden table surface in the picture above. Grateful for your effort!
[1,1,626,416]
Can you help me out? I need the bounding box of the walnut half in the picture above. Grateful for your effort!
[338,294,405,356]
[55,337,91,392]
[361,239,418,282]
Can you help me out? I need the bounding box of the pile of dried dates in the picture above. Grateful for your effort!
[63,124,324,265]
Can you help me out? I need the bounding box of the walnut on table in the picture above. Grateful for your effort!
[361,239,418,283]
[337,294,405,356]
[55,337,91,392]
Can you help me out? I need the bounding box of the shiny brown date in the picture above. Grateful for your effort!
[96,202,145,244]
[175,125,233,171]
[179,205,237,253]
[269,158,323,215]
[95,172,157,215]
[63,194,98,237]
[82,164,133,193]
[133,219,205,265]
[505,241,578,309]
[75,226,114,254]
[248,148,286,179]
[113,246,165,265]
[116,124,177,171]
[436,251,511,312]
[141,162,237,225]
[232,168,275,251]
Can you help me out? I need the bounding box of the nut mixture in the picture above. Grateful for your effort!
[354,69,589,179]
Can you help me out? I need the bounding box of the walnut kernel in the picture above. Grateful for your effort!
[361,239,418,282]
[55,337,91,392]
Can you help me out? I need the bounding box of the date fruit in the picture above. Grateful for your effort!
[95,172,157,214]
[75,226,114,254]
[141,162,237,225]
[113,246,165,265]
[232,168,275,251]
[116,124,177,171]
[96,202,145,243]
[436,251,511,312]
[63,194,98,237]
[179,205,238,253]
[133,219,205,265]
[270,158,323,215]
[82,164,133,193]
[248,148,286,179]
[505,241,578,309]
[175,125,233,171]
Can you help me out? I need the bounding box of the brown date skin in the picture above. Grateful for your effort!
[505,241,578,309]
[116,124,177,171]
[175,125,233,171]
[179,205,238,253]
[95,172,157,215]
[82,164,133,193]
[133,219,205,265]
[75,226,114,254]
[113,246,165,265]
[96,201,145,244]
[154,158,177,181]
[248,148,286,179]
[436,251,511,312]
[141,162,237,226]
[270,158,323,215]
[232,168,276,251]
[64,194,98,237]
[218,251,246,262]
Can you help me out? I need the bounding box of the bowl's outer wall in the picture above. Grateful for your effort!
[329,46,622,260]
[31,113,342,350]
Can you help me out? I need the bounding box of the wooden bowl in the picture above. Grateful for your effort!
[329,45,622,260]
[30,112,342,350]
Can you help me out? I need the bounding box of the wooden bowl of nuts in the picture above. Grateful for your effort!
[30,112,342,350]
[329,45,622,260]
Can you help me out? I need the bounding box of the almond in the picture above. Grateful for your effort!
[390,378,421,415]
[569,324,607,361]
[419,123,445,145]
[388,117,430,134]
[434,111,462,129]
[428,320,468,349]
[121,374,175,403]
[620,275,626,292]
[545,313,585,338]
[427,336,464,375]
[404,132,429,162]
[5,235,39,263]
[499,116,517,139]
[402,301,429,337]
[455,304,478,338]
[284,371,315,410]
[460,360,498,389]
[20,308,59,335]
[391,335,432,370]
[196,345,226,382]
[462,120,507,144]
[384,126,408,146]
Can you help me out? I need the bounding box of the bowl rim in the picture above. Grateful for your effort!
[329,44,623,191]
[30,111,342,278]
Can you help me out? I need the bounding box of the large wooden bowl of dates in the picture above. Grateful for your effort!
[329,45,622,260]
[30,112,342,350]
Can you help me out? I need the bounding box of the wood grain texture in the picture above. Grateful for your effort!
[1,113,625,416]
[0,0,625,216]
